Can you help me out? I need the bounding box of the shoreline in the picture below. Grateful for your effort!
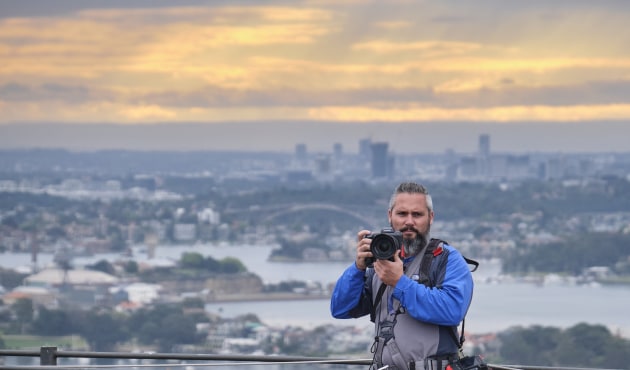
[206,292,331,303]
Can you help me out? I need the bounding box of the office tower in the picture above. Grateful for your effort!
[295,143,307,161]
[359,138,372,159]
[479,134,490,158]
[314,154,332,179]
[295,143,308,168]
[370,142,389,178]
[333,142,343,158]
[477,134,491,178]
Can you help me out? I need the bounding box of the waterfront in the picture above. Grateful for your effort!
[2,243,630,338]
[204,280,630,338]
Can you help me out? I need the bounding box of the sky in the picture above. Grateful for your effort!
[1,0,629,153]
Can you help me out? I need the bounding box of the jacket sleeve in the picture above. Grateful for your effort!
[330,263,374,319]
[392,245,474,326]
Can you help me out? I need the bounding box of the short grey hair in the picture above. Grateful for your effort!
[388,182,433,212]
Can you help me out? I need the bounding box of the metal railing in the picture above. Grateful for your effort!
[1,347,371,369]
[0,347,623,370]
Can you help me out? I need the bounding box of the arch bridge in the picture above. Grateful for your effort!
[258,203,382,230]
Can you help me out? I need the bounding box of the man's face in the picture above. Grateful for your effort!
[388,193,434,255]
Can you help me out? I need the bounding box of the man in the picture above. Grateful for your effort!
[330,182,474,370]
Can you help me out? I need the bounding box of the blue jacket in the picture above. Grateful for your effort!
[330,242,474,368]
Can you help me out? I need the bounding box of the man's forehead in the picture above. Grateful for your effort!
[392,193,427,208]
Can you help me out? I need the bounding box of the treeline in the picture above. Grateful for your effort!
[503,231,630,275]
[430,178,630,220]
[1,298,209,352]
[490,323,630,369]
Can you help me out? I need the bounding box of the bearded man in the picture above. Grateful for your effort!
[330,182,474,370]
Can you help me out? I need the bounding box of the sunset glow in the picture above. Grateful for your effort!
[1,1,629,126]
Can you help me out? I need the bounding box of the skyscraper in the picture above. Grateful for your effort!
[359,138,372,159]
[478,134,490,158]
[295,143,307,160]
[333,142,343,158]
[370,142,389,178]
[478,134,491,178]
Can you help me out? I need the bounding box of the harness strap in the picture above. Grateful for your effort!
[417,238,442,286]
[370,239,440,322]
[419,238,477,350]
[463,257,479,272]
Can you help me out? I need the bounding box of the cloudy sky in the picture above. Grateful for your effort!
[1,0,629,153]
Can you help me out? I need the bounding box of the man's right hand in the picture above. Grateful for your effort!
[355,229,373,271]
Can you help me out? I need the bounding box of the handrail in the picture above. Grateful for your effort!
[0,348,623,370]
[0,347,372,368]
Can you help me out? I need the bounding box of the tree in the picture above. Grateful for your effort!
[129,304,202,352]
[555,323,629,369]
[123,260,139,274]
[155,313,200,352]
[497,323,630,369]
[76,310,128,351]
[180,252,205,269]
[12,298,34,334]
[88,259,116,275]
[219,257,247,273]
[498,325,561,366]
[0,268,28,290]
[31,307,75,335]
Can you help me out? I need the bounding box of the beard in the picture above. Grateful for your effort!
[399,225,430,257]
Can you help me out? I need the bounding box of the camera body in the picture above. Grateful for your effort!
[364,227,404,267]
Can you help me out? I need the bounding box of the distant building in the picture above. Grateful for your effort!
[2,286,57,308]
[370,142,389,178]
[458,156,478,180]
[198,208,221,225]
[111,282,162,305]
[314,155,333,181]
[478,134,490,157]
[285,170,313,183]
[333,143,343,158]
[479,154,531,180]
[359,138,372,159]
[24,268,118,287]
[542,157,567,180]
[173,223,197,242]
[295,143,307,162]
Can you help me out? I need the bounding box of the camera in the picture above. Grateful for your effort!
[364,227,404,267]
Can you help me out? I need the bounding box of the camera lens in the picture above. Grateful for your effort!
[370,234,398,260]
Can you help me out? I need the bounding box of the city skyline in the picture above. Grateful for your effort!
[1,1,629,153]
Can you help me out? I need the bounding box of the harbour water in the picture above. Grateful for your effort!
[2,244,630,338]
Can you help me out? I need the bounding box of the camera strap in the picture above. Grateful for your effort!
[370,283,388,323]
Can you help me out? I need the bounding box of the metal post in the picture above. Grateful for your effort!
[40,346,57,365]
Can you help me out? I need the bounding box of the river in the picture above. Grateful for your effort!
[2,244,629,338]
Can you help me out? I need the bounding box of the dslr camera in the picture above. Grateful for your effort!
[364,227,404,267]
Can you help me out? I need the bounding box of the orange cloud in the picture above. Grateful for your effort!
[1,2,630,126]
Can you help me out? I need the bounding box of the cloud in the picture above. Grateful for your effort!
[307,104,630,123]
[1,0,630,129]
[352,40,482,57]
